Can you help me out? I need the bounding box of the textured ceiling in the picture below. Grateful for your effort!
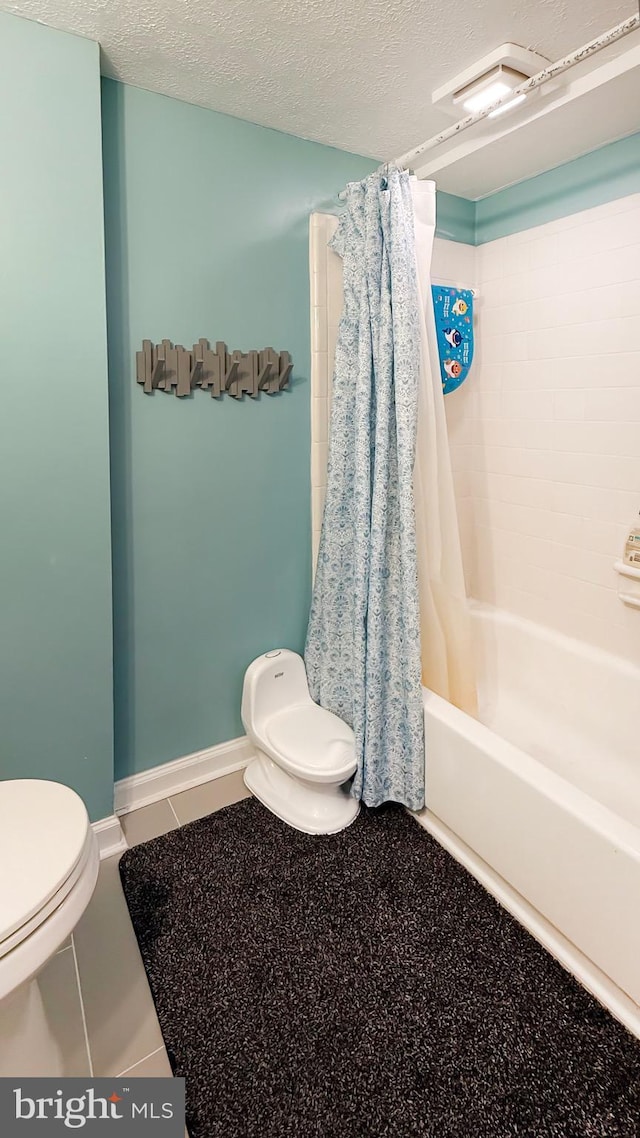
[2,0,633,160]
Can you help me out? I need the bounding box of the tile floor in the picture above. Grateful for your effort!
[40,768,251,1081]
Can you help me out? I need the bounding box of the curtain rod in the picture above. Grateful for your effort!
[338,13,640,199]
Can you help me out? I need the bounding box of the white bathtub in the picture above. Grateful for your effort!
[416,603,640,1036]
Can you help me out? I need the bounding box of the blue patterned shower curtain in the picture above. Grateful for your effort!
[305,168,425,810]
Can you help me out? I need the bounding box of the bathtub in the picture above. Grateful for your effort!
[415,603,640,1037]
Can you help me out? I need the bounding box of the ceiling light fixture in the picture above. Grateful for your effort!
[431,44,550,118]
[453,65,527,115]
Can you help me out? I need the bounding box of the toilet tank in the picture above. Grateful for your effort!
[241,650,311,736]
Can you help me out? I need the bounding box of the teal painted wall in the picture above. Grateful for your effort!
[435,191,476,245]
[475,132,640,244]
[0,15,113,820]
[102,80,377,779]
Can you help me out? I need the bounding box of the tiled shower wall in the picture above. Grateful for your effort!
[309,196,640,663]
[310,213,340,571]
[460,193,640,663]
[432,238,478,594]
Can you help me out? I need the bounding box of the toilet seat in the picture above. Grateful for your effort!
[263,704,356,783]
[0,781,92,959]
[0,829,95,959]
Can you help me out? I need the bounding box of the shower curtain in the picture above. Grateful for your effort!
[410,181,477,714]
[305,168,425,810]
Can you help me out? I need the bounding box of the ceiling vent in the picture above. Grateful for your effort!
[432,44,550,118]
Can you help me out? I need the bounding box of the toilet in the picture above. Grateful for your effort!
[0,780,99,1077]
[241,650,360,834]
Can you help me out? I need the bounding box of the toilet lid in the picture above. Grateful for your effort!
[265,703,355,777]
[0,780,90,948]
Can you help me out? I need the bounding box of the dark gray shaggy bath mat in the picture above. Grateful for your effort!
[119,798,640,1138]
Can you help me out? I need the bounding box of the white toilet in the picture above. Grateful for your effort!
[0,780,99,1077]
[241,650,360,834]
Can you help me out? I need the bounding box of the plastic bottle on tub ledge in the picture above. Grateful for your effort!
[624,513,640,568]
[615,511,640,609]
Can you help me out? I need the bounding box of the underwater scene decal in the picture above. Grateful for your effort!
[431,287,474,394]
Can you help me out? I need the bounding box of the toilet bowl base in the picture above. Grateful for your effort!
[0,979,63,1078]
[244,752,360,834]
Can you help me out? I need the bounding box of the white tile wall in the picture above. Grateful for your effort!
[309,199,640,664]
[309,212,341,572]
[465,192,640,663]
[432,237,478,596]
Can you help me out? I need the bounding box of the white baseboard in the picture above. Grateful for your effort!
[412,807,640,1041]
[114,735,255,816]
[92,814,128,860]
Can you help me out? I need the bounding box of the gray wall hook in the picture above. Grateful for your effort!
[236,350,259,398]
[159,340,177,394]
[195,339,222,397]
[151,351,164,390]
[136,339,293,401]
[258,348,281,393]
[225,350,244,397]
[278,352,293,390]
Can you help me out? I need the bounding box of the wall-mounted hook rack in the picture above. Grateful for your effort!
[135,340,293,400]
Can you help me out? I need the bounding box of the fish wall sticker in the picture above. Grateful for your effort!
[431,287,474,394]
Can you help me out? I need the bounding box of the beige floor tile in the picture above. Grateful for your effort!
[118,1044,173,1078]
[73,855,165,1077]
[38,946,91,1076]
[117,1047,190,1136]
[170,769,250,825]
[120,800,178,847]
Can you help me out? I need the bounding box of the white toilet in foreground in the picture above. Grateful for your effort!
[0,780,99,1077]
[242,650,360,834]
